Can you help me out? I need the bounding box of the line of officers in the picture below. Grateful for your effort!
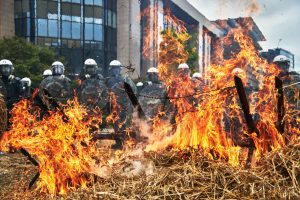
[0,58,204,132]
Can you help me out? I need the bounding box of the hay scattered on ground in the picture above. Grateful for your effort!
[1,143,300,199]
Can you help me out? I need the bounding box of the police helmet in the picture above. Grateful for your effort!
[21,77,32,87]
[147,67,159,73]
[273,55,289,63]
[192,72,202,78]
[0,59,14,77]
[84,59,98,75]
[51,61,65,76]
[43,69,52,77]
[178,63,189,69]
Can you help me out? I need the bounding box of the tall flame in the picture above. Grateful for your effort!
[0,98,101,194]
[146,16,298,166]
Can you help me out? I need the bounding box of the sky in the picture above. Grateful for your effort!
[187,0,300,72]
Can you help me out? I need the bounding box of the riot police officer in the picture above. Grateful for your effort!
[192,72,205,90]
[20,77,32,98]
[43,69,52,79]
[273,55,290,74]
[178,63,191,79]
[106,60,136,133]
[39,61,72,105]
[0,78,6,100]
[0,59,22,110]
[274,55,300,109]
[136,82,144,95]
[78,58,108,110]
[138,67,169,119]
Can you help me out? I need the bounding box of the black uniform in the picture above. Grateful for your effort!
[1,75,22,110]
[0,79,7,100]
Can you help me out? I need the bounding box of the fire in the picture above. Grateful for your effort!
[146,16,298,166]
[0,97,101,194]
[0,7,299,196]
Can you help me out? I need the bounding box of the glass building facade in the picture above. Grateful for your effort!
[14,0,117,74]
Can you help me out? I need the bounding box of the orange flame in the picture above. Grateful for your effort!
[0,98,101,194]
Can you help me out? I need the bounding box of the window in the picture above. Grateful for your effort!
[94,24,103,41]
[85,0,94,5]
[48,1,58,15]
[85,23,93,40]
[84,5,94,18]
[94,18,102,24]
[94,0,103,6]
[48,20,58,37]
[112,12,117,28]
[14,1,22,15]
[72,22,81,39]
[62,3,72,16]
[72,4,81,16]
[94,6,103,19]
[106,10,112,26]
[37,19,48,36]
[22,0,30,13]
[62,21,71,38]
[37,0,48,18]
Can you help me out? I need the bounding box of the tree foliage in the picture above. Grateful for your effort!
[0,37,63,87]
[159,29,190,79]
[159,29,198,78]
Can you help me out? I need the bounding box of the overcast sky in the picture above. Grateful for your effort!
[187,0,300,71]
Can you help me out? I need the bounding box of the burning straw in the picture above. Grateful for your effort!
[0,8,299,198]
[2,145,300,199]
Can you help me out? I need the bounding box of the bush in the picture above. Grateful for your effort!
[0,37,63,87]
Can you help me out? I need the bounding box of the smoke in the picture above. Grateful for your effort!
[238,0,261,15]
[194,0,261,19]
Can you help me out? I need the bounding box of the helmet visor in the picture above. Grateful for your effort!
[52,65,64,75]
[85,65,97,75]
[0,65,13,77]
[147,72,159,83]
[179,68,190,77]
[277,62,290,71]
[110,67,121,77]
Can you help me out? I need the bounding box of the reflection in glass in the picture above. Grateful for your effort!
[72,16,81,22]
[72,22,81,39]
[62,21,71,38]
[85,0,94,5]
[72,4,81,16]
[94,24,103,41]
[62,15,72,21]
[48,1,58,14]
[85,23,94,40]
[48,20,58,37]
[94,0,103,6]
[94,6,103,19]
[94,18,103,24]
[62,3,72,15]
[37,19,47,36]
[37,0,47,18]
[84,5,94,18]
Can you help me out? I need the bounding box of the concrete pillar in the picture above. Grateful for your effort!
[117,0,141,79]
[0,0,15,38]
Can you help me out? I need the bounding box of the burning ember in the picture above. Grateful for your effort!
[0,8,299,196]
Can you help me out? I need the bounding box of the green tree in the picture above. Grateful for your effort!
[0,37,63,87]
[160,29,198,75]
